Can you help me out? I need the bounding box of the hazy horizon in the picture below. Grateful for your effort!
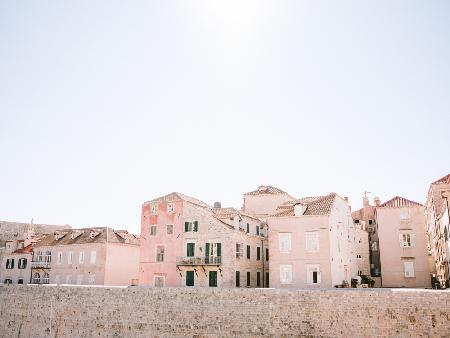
[1,0,449,234]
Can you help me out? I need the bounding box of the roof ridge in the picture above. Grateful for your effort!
[379,196,423,208]
[432,173,450,185]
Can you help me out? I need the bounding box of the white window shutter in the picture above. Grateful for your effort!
[399,234,404,248]
[317,271,322,284]
[411,234,416,247]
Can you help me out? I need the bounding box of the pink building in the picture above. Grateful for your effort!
[32,227,140,286]
[268,192,359,288]
[243,185,295,219]
[139,193,268,288]
[377,196,431,288]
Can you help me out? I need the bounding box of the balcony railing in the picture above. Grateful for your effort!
[31,261,51,269]
[176,256,222,266]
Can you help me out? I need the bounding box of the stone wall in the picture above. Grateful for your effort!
[1,285,450,337]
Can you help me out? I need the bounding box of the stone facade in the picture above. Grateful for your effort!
[139,193,268,288]
[1,286,450,337]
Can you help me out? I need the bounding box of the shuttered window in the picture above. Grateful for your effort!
[306,264,321,284]
[279,233,292,253]
[247,272,251,287]
[246,245,250,259]
[150,225,157,236]
[280,265,292,284]
[184,221,199,232]
[156,246,165,262]
[209,271,217,287]
[404,261,415,277]
[186,271,195,286]
[305,232,319,252]
[257,272,261,287]
[257,247,261,260]
[236,271,240,287]
[265,272,269,287]
[399,233,415,248]
[187,243,195,257]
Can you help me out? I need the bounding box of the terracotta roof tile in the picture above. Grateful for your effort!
[379,196,423,208]
[244,185,288,196]
[212,207,261,222]
[146,192,211,208]
[272,193,337,217]
[12,244,33,254]
[432,174,450,185]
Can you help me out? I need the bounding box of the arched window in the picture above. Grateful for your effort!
[43,273,49,284]
[4,279,12,284]
[33,272,41,284]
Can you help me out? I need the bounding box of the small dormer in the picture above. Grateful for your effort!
[70,230,84,240]
[294,203,307,216]
[89,229,101,239]
[54,231,67,241]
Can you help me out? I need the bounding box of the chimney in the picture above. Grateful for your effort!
[214,201,221,208]
[374,196,381,207]
[344,197,348,203]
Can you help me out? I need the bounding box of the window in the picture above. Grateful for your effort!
[265,272,269,287]
[305,232,319,252]
[156,246,165,262]
[236,243,243,258]
[68,251,73,264]
[57,252,63,265]
[55,275,60,284]
[43,273,50,284]
[306,264,321,284]
[17,279,23,284]
[90,251,97,264]
[166,224,173,235]
[151,203,158,214]
[205,243,221,264]
[6,259,14,269]
[368,220,373,225]
[246,245,250,259]
[280,265,292,284]
[257,247,261,260]
[371,242,378,251]
[79,251,85,264]
[187,243,195,257]
[246,223,249,233]
[18,258,27,269]
[66,275,72,284]
[246,272,251,287]
[256,226,260,236]
[77,275,83,285]
[354,219,360,224]
[150,225,157,236]
[4,279,12,284]
[266,248,269,261]
[184,221,199,232]
[186,271,195,286]
[167,203,175,213]
[209,271,218,287]
[33,273,41,284]
[236,271,240,287]
[257,272,261,287]
[154,276,165,287]
[404,261,415,277]
[278,233,292,253]
[358,270,362,276]
[357,254,361,259]
[400,233,415,248]
[88,275,95,285]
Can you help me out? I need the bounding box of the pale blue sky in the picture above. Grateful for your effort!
[1,1,449,233]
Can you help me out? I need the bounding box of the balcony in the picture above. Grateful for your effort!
[176,256,222,266]
[31,261,51,269]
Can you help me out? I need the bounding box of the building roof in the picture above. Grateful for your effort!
[272,193,337,217]
[212,207,261,222]
[34,227,139,247]
[12,244,33,254]
[244,185,288,196]
[432,173,450,185]
[379,196,423,208]
[146,192,211,209]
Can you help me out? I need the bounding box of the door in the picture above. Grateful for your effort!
[186,271,195,286]
[209,271,217,287]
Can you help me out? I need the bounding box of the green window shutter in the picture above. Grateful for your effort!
[205,243,210,257]
[216,243,221,257]
[187,243,195,257]
[247,272,250,287]
[186,271,194,286]
[184,222,189,232]
[257,272,261,287]
[257,247,261,260]
[209,271,217,287]
[193,221,198,232]
[236,271,240,287]
[265,272,269,287]
[246,245,250,259]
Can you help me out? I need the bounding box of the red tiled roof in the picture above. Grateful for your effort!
[432,174,450,185]
[146,192,211,208]
[12,244,33,254]
[272,193,337,217]
[244,185,288,196]
[379,196,423,208]
[212,207,261,222]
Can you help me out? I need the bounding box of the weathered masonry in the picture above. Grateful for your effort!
[1,286,450,337]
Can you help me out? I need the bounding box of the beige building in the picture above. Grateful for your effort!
[139,192,268,288]
[425,173,450,287]
[32,227,140,286]
[266,191,359,288]
[1,238,36,284]
[377,196,431,288]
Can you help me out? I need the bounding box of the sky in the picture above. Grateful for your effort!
[1,0,449,234]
